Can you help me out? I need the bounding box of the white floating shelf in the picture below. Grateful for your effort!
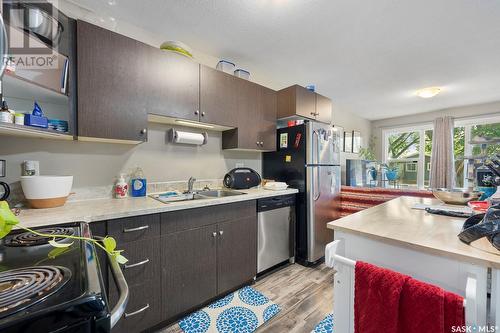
[0,122,73,141]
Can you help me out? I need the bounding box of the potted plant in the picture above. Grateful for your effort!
[381,163,399,181]
[358,136,377,161]
[368,165,378,181]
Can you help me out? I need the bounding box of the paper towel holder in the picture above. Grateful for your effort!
[169,128,208,145]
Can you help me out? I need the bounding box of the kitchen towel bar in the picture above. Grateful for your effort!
[325,240,477,332]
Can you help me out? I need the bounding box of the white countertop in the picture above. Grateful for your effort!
[16,188,299,228]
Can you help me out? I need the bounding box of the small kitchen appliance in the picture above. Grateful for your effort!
[223,168,261,189]
[263,121,341,265]
[0,222,128,332]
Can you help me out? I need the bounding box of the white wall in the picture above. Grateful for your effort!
[333,107,372,184]
[1,124,261,187]
[371,100,500,159]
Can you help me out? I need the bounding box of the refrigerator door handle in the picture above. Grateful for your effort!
[312,166,321,201]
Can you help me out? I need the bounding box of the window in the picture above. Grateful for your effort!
[383,115,500,189]
[383,125,432,188]
[405,163,417,172]
[455,116,500,188]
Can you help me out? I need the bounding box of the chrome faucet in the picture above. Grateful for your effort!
[187,177,196,194]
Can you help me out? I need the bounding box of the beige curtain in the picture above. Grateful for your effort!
[430,116,455,189]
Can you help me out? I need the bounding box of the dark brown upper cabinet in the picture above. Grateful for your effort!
[315,93,333,124]
[200,65,239,128]
[146,48,200,122]
[77,20,149,143]
[277,85,332,124]
[222,80,277,151]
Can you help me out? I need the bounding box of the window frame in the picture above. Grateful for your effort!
[382,123,433,189]
[454,114,500,188]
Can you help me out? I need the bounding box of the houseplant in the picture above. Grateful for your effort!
[0,201,127,263]
[381,163,399,181]
[358,136,377,161]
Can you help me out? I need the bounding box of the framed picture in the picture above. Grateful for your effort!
[333,125,344,152]
[344,131,353,153]
[352,131,361,153]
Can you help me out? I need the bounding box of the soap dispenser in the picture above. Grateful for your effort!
[114,174,128,199]
[131,167,147,197]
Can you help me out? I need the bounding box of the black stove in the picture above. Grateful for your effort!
[0,222,111,333]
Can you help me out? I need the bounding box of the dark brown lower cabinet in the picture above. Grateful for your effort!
[161,224,218,319]
[110,281,162,333]
[98,201,257,332]
[217,216,257,295]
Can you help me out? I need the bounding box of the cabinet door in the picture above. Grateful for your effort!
[258,86,277,151]
[237,79,260,149]
[110,281,162,333]
[147,49,200,121]
[316,93,332,124]
[162,225,218,319]
[295,85,317,119]
[217,216,257,295]
[77,21,148,142]
[200,65,239,127]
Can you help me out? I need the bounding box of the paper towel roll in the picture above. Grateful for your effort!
[173,130,206,145]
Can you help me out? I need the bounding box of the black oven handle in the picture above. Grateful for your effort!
[108,251,129,328]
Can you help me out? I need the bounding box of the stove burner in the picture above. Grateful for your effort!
[0,266,71,318]
[6,227,75,247]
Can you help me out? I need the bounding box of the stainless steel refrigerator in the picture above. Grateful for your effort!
[263,120,341,265]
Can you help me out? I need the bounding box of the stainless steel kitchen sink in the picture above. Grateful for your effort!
[195,189,245,198]
[151,189,245,203]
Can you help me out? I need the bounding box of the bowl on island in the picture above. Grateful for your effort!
[432,188,482,206]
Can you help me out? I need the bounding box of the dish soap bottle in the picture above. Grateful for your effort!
[131,167,147,197]
[114,174,128,199]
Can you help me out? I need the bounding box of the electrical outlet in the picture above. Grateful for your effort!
[235,162,244,168]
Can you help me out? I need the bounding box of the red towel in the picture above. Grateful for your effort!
[444,291,466,332]
[354,262,465,333]
[354,261,410,333]
[398,278,444,333]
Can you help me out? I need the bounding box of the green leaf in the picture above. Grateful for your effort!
[114,254,128,265]
[0,201,20,239]
[49,238,73,248]
[102,236,116,252]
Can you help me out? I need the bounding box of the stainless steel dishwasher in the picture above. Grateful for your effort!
[257,194,295,274]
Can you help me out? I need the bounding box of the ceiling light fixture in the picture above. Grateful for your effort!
[415,87,442,98]
[175,120,215,129]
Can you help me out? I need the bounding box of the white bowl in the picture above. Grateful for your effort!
[21,176,73,200]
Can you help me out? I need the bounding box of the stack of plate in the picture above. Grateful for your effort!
[263,182,289,191]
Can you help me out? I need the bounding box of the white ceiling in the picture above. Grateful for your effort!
[70,0,500,120]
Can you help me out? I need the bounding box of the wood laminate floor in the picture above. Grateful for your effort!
[159,263,334,333]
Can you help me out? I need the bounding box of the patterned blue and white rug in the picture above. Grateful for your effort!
[178,286,281,333]
[312,313,334,333]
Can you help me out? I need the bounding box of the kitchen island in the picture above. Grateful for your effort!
[327,196,500,330]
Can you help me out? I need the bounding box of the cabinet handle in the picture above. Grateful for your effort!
[124,258,150,269]
[219,230,224,236]
[260,142,264,146]
[195,110,199,115]
[256,142,260,146]
[140,128,147,135]
[123,225,149,233]
[124,304,150,318]
[201,111,205,117]
[212,232,217,237]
